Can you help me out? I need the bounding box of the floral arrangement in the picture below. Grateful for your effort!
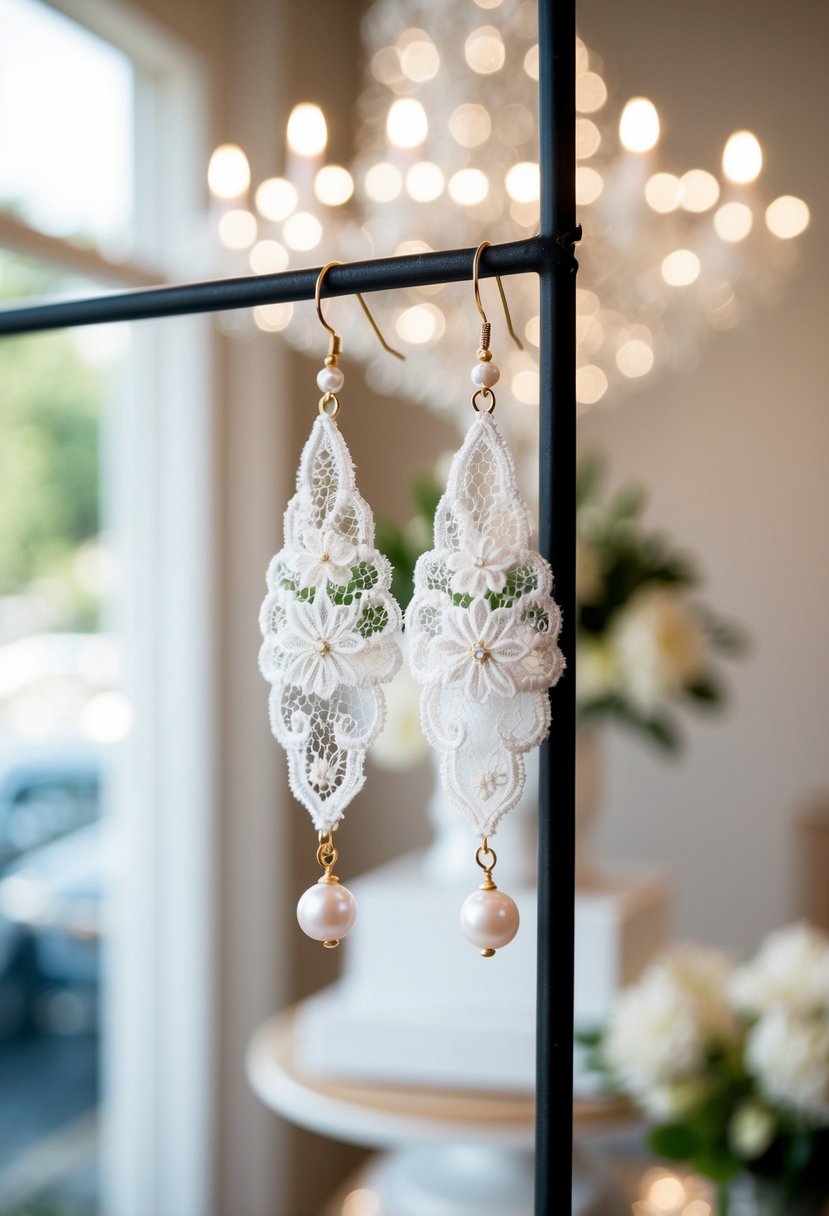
[371,454,743,765]
[586,923,829,1214]
[575,453,744,751]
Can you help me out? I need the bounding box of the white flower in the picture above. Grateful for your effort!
[659,943,736,1040]
[640,1078,708,1122]
[295,526,359,589]
[477,769,508,800]
[308,754,334,791]
[730,922,829,1017]
[274,593,371,699]
[433,598,529,702]
[576,637,620,703]
[728,1100,777,1160]
[605,945,735,1105]
[446,533,514,597]
[606,968,707,1098]
[612,586,708,712]
[746,1006,829,1125]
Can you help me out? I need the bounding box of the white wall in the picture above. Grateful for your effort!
[578,0,829,952]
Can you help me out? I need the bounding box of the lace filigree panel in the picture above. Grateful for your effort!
[406,412,565,837]
[259,415,402,831]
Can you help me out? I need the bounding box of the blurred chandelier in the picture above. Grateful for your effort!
[207,0,809,453]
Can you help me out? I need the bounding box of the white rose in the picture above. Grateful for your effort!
[728,1100,777,1160]
[612,586,708,713]
[746,1007,829,1125]
[605,968,707,1098]
[730,922,829,1017]
[641,1078,708,1121]
[605,945,735,1107]
[659,943,736,1040]
[576,637,620,703]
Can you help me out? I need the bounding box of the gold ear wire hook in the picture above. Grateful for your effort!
[315,261,405,361]
[472,241,524,352]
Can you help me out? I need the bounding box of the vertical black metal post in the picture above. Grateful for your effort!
[536,0,577,1211]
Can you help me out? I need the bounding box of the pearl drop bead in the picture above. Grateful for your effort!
[297,878,356,945]
[459,886,520,954]
[317,366,345,394]
[471,361,500,390]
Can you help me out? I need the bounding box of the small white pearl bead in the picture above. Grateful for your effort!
[297,879,356,943]
[470,361,500,390]
[317,366,345,394]
[459,887,520,953]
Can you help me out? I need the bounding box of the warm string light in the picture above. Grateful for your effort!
[207,7,809,427]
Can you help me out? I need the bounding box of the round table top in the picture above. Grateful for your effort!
[247,1007,631,1150]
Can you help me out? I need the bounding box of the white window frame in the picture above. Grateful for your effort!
[2,4,217,1214]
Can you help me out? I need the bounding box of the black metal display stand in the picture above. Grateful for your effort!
[0,1,577,1210]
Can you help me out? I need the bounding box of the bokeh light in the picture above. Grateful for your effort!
[523,45,539,80]
[576,71,607,113]
[387,98,429,148]
[398,31,440,82]
[253,301,294,332]
[722,130,762,184]
[512,369,540,403]
[314,165,354,206]
[283,211,322,250]
[679,169,720,212]
[645,172,682,213]
[765,194,810,239]
[218,209,257,250]
[249,240,289,274]
[286,103,328,156]
[395,303,445,344]
[619,97,660,152]
[448,168,489,205]
[505,161,540,203]
[448,102,491,148]
[406,161,444,202]
[208,144,250,199]
[714,201,753,242]
[576,117,601,160]
[661,249,701,286]
[576,166,604,205]
[576,364,608,405]
[616,338,654,377]
[365,162,403,202]
[464,27,505,74]
[255,177,297,222]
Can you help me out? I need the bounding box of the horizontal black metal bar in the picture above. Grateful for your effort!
[0,238,547,336]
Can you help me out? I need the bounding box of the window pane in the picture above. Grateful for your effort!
[0,0,133,253]
[0,251,129,1214]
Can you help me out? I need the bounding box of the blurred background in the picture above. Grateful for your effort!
[0,0,826,1213]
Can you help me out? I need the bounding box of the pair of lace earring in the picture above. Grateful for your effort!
[258,247,565,957]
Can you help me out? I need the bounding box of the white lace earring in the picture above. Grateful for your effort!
[406,243,566,956]
[259,263,405,949]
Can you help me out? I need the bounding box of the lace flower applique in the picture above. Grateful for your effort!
[259,415,401,832]
[406,411,565,837]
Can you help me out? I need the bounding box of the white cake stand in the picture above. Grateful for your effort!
[247,1009,633,1216]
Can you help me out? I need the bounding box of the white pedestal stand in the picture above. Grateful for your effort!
[247,1011,633,1216]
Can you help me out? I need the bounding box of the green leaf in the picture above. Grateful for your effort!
[649,1124,699,1161]
[684,675,723,706]
[610,484,647,521]
[691,1148,741,1183]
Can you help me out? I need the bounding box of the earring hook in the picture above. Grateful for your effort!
[315,261,405,362]
[472,242,524,352]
